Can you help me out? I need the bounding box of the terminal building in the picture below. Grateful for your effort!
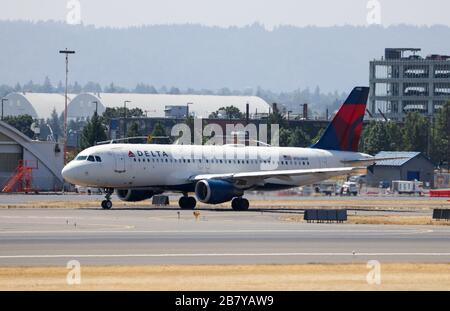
[369,48,450,121]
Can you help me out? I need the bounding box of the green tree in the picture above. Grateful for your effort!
[431,102,450,168]
[287,127,311,147]
[151,122,166,137]
[209,106,243,119]
[150,122,169,144]
[402,112,429,153]
[102,107,144,128]
[127,121,140,137]
[3,115,35,138]
[48,108,62,140]
[361,121,390,155]
[80,112,107,149]
[279,128,292,147]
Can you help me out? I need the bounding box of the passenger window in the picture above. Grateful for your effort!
[87,156,95,162]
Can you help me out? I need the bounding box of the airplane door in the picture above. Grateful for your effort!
[113,151,126,173]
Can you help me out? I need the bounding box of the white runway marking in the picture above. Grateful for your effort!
[0,229,435,235]
[0,252,450,259]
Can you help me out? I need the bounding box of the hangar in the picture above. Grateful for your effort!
[366,151,435,188]
[3,92,271,120]
[0,121,64,192]
[3,92,76,119]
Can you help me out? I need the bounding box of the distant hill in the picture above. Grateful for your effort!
[1,21,450,92]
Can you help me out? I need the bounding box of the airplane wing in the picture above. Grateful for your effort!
[340,157,408,166]
[190,167,358,185]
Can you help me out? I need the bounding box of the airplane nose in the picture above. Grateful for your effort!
[61,164,79,184]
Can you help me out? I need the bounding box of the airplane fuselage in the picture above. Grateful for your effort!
[62,143,371,191]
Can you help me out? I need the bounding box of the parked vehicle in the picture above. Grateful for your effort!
[391,180,423,195]
[340,181,358,196]
[314,182,339,196]
[349,174,366,185]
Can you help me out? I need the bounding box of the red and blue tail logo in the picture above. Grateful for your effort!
[311,87,369,152]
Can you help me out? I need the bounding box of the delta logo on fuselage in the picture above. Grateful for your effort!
[129,150,169,158]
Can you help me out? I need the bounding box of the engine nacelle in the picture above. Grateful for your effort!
[195,179,241,204]
[116,189,154,202]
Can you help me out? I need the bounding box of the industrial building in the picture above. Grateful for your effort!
[369,48,450,121]
[366,151,434,188]
[0,121,64,192]
[3,92,271,120]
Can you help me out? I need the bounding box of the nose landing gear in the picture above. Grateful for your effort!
[101,188,114,209]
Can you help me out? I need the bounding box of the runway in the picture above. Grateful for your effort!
[0,207,449,266]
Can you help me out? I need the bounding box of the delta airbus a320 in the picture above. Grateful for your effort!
[62,87,392,211]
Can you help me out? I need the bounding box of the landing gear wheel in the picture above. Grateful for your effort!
[101,200,112,210]
[232,197,249,211]
[179,196,197,210]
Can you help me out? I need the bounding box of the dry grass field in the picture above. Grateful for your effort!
[0,264,449,291]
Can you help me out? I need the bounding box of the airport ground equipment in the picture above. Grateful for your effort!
[432,209,450,221]
[152,195,170,206]
[429,190,450,197]
[2,160,37,193]
[304,209,347,223]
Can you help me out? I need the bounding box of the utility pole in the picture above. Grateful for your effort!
[186,102,193,119]
[59,49,75,164]
[1,98,8,121]
[123,100,130,138]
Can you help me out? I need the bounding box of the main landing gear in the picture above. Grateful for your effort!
[179,194,197,210]
[231,197,249,211]
[101,188,114,210]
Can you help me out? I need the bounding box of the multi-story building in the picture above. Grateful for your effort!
[369,48,450,121]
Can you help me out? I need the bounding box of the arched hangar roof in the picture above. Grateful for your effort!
[69,93,270,119]
[4,92,76,120]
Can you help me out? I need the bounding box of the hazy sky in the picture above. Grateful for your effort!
[1,0,449,28]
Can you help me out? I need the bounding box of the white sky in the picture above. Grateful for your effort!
[0,0,449,28]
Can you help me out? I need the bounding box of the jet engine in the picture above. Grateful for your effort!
[195,179,242,204]
[116,189,154,202]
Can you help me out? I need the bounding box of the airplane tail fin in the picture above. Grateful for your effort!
[311,86,369,152]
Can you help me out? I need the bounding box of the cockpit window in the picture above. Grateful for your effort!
[76,156,87,161]
[95,156,102,162]
[87,155,95,162]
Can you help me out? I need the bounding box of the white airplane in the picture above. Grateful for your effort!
[61,87,390,210]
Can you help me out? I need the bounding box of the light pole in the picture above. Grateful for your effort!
[124,100,131,138]
[92,101,98,115]
[1,98,8,121]
[59,48,75,163]
[186,102,193,119]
